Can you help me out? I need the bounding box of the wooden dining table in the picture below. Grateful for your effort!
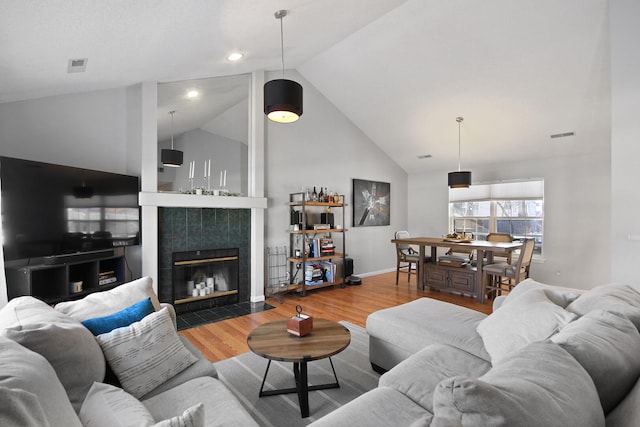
[391,237,523,303]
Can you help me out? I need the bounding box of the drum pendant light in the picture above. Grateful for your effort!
[264,10,303,123]
[448,117,472,188]
[161,110,183,167]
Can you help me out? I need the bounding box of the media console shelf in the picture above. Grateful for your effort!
[5,253,127,305]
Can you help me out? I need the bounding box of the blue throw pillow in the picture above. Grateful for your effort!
[82,298,155,336]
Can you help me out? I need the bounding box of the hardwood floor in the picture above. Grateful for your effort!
[179,271,493,363]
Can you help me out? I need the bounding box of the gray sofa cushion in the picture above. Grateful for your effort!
[477,288,576,364]
[55,276,161,321]
[79,382,205,427]
[566,283,640,329]
[432,342,604,427]
[143,376,260,427]
[0,336,82,427]
[551,309,640,413]
[380,344,491,412]
[367,298,490,369]
[0,385,50,427]
[0,296,105,412]
[307,386,433,427]
[606,375,640,427]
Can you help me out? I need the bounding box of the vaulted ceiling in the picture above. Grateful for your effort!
[0,0,610,173]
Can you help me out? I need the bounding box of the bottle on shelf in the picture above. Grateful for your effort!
[318,187,324,202]
[328,190,334,203]
[312,186,318,202]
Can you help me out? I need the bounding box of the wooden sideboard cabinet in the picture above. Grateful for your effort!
[425,263,478,297]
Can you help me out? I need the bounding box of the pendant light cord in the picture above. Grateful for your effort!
[456,117,463,171]
[279,12,285,79]
[169,110,175,149]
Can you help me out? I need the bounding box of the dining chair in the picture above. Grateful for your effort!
[483,238,535,298]
[486,232,513,263]
[394,231,420,285]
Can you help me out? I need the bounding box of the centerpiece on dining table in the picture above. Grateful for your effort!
[442,232,474,243]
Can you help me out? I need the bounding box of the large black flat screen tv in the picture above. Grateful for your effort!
[1,156,140,265]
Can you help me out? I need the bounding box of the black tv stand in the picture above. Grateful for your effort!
[6,251,126,304]
[43,249,115,265]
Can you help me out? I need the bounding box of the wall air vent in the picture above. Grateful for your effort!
[67,58,88,73]
[550,132,575,139]
[417,154,433,159]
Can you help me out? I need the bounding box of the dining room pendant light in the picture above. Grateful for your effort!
[264,10,303,123]
[161,110,183,167]
[448,117,472,188]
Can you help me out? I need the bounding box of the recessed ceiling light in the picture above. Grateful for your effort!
[417,154,432,159]
[227,52,244,61]
[186,90,199,98]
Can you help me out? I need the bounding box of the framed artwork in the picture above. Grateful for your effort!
[352,179,390,227]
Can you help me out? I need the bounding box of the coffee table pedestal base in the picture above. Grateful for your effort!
[258,358,340,418]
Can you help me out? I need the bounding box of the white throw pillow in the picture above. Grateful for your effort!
[79,382,204,427]
[497,278,584,308]
[96,308,198,399]
[566,283,640,329]
[55,276,161,322]
[154,403,204,427]
[477,288,577,364]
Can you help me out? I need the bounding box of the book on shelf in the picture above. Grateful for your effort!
[320,261,336,283]
[99,275,117,286]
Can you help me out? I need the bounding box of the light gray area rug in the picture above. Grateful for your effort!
[214,321,380,427]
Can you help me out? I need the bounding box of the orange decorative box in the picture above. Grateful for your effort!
[287,314,313,337]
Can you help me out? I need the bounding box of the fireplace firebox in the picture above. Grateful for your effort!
[172,248,239,314]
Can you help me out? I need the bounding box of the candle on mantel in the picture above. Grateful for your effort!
[219,170,223,187]
[223,169,227,188]
[208,159,211,178]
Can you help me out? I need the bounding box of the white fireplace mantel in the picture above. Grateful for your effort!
[139,191,267,209]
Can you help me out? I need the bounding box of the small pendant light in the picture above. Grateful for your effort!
[448,117,472,188]
[264,10,303,123]
[161,110,183,167]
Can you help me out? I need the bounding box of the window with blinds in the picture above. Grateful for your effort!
[449,180,544,255]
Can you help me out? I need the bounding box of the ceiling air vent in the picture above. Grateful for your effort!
[550,132,575,139]
[67,58,88,73]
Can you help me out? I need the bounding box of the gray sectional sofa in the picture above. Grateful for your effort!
[310,279,640,427]
[0,277,258,427]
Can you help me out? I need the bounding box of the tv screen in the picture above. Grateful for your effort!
[0,156,140,264]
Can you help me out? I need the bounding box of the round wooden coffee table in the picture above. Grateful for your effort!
[247,318,351,418]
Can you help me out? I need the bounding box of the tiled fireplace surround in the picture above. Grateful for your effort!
[157,207,251,311]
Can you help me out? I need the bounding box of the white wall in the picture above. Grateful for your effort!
[264,70,408,276]
[610,0,640,286]
[409,150,611,289]
[0,87,134,173]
